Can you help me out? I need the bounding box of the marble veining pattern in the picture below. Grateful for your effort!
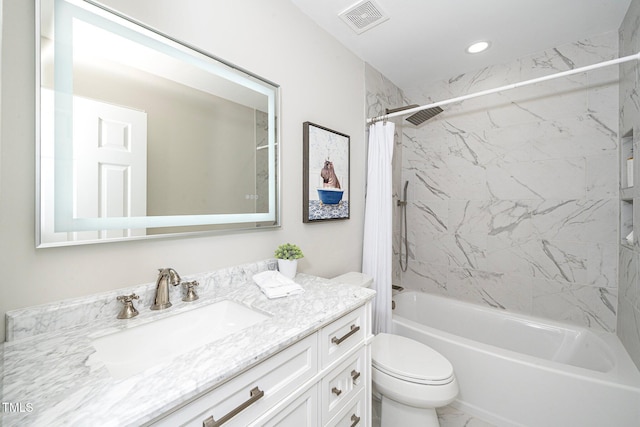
[363,0,640,376]
[437,406,496,427]
[373,401,497,427]
[618,0,640,369]
[0,261,375,426]
[394,31,620,333]
[5,259,276,342]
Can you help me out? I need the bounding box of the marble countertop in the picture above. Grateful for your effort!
[0,271,375,426]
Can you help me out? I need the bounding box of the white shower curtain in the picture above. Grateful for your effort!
[362,121,395,335]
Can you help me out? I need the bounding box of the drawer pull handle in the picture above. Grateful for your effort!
[350,414,361,426]
[202,386,264,427]
[351,369,361,382]
[331,324,360,345]
[331,386,342,396]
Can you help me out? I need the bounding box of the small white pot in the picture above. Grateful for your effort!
[277,259,298,279]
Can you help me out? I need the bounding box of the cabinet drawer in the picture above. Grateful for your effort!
[320,306,366,368]
[321,347,366,424]
[249,384,318,427]
[325,389,366,427]
[154,333,318,426]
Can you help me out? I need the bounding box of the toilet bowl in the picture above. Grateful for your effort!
[372,333,458,426]
[332,272,459,427]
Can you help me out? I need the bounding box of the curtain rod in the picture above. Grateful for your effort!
[367,52,640,124]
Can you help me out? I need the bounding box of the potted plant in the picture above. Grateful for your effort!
[274,243,304,279]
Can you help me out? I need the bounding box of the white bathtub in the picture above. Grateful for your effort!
[391,291,640,427]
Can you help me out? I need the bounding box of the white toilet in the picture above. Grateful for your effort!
[333,272,459,427]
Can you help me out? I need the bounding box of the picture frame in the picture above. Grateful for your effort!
[303,122,350,222]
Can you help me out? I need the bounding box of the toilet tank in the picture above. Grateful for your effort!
[332,272,373,288]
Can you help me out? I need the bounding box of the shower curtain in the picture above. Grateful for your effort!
[362,121,395,335]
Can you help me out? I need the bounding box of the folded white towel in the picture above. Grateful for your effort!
[253,270,305,299]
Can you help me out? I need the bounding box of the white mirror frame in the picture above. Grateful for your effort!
[36,0,281,247]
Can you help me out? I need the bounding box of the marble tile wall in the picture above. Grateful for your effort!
[618,0,640,368]
[398,31,620,333]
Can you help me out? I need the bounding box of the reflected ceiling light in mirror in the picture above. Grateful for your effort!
[466,40,490,54]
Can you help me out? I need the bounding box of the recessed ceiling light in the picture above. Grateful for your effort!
[466,41,490,54]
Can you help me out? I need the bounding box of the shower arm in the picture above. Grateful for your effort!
[367,51,640,124]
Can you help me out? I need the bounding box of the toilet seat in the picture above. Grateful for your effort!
[372,333,455,386]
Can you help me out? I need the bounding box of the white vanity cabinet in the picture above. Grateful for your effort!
[152,303,371,427]
[3,269,376,426]
[254,385,319,427]
[152,333,318,427]
[319,305,369,427]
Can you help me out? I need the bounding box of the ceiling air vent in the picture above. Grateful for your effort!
[339,0,389,35]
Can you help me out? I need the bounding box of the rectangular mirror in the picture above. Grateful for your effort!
[37,0,280,247]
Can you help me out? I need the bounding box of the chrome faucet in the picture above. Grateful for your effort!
[151,268,182,310]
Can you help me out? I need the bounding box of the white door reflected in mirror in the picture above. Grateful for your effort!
[37,0,280,247]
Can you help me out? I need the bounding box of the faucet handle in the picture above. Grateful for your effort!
[182,280,200,302]
[117,293,140,319]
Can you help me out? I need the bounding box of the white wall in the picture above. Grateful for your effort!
[0,0,366,342]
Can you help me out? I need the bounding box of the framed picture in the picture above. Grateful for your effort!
[303,122,350,222]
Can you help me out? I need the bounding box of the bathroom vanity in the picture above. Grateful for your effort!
[1,261,375,426]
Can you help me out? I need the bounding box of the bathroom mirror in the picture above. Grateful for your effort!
[36,0,280,247]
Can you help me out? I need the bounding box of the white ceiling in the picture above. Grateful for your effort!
[290,0,632,90]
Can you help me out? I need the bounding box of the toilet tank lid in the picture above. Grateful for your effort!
[332,272,373,287]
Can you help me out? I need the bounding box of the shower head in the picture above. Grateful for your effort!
[385,104,419,114]
[385,104,444,126]
[406,106,444,126]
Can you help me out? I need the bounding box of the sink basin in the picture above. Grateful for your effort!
[90,300,269,379]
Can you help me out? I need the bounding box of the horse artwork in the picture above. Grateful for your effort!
[303,122,350,222]
[321,160,341,189]
[317,159,344,205]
